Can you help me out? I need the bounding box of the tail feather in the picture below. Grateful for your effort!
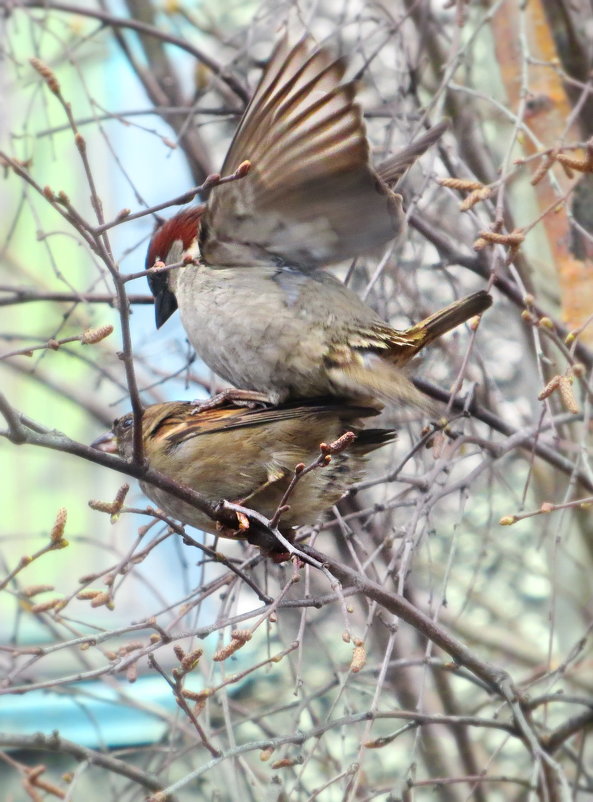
[329,290,491,409]
[354,427,398,453]
[401,290,492,355]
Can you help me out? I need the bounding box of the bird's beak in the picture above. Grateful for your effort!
[91,430,118,453]
[147,270,178,329]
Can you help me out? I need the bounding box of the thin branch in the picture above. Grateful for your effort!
[0,733,171,798]
[15,0,249,104]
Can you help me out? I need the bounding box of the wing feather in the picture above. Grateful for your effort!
[334,290,492,367]
[202,35,401,268]
[145,400,379,448]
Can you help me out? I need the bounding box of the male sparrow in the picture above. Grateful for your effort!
[146,34,488,408]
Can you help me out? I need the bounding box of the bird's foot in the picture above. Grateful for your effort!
[191,389,272,413]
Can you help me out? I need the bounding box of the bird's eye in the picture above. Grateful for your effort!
[116,415,133,430]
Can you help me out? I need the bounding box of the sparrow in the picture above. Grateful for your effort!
[92,400,395,552]
[145,34,486,408]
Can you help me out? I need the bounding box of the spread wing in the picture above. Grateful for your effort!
[201,34,402,268]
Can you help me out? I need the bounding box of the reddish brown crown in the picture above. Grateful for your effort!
[145,205,205,268]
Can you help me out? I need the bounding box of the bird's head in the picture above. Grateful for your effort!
[90,411,136,459]
[146,206,205,328]
[92,403,194,457]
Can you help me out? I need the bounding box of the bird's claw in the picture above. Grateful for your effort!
[191,389,272,414]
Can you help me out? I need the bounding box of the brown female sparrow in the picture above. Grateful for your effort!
[92,400,395,550]
[146,33,489,408]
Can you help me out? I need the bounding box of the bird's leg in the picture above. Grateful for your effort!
[216,471,293,555]
[191,388,272,413]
